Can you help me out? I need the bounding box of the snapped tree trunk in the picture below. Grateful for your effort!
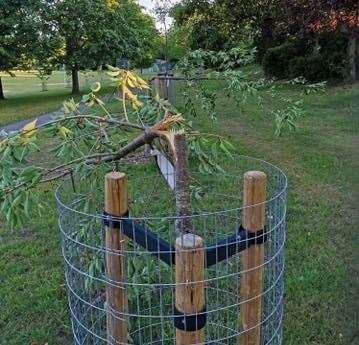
[0,77,5,100]
[174,133,193,236]
[71,67,80,94]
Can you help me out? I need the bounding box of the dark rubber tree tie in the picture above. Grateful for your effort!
[173,306,207,331]
[102,211,268,268]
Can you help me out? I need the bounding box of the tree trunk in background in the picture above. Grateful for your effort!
[0,77,5,99]
[71,67,80,94]
[260,17,274,56]
[348,36,356,80]
[348,28,359,81]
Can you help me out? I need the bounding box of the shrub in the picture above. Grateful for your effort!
[262,40,311,79]
[263,31,349,82]
[289,53,347,82]
[318,31,348,79]
[288,55,327,81]
[288,56,307,78]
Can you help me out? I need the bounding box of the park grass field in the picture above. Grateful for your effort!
[0,77,358,344]
[0,70,114,126]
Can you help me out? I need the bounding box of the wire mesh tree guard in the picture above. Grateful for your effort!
[56,153,287,345]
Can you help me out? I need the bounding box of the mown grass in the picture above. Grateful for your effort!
[0,71,113,126]
[0,77,358,344]
[200,82,359,345]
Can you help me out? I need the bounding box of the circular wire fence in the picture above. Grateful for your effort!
[56,153,287,345]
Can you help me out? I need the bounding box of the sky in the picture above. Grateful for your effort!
[138,0,179,30]
[138,0,156,11]
[138,0,178,11]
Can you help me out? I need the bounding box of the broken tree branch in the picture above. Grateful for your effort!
[1,113,184,196]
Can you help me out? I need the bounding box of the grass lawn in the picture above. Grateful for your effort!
[0,78,358,344]
[0,70,114,127]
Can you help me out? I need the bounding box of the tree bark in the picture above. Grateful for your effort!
[0,77,5,100]
[259,17,274,58]
[347,27,359,81]
[174,133,193,236]
[71,67,80,94]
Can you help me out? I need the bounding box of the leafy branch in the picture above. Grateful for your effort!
[0,47,326,228]
[176,47,326,136]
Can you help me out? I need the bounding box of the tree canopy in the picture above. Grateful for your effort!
[0,0,50,98]
[170,0,358,50]
[0,0,161,96]
[169,0,358,79]
[45,0,160,93]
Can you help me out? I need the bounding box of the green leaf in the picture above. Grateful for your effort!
[82,94,90,102]
[24,192,30,217]
[19,166,41,182]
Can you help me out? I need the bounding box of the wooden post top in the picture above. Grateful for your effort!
[176,233,204,249]
[243,171,267,233]
[105,171,126,181]
[243,171,266,185]
[105,172,128,216]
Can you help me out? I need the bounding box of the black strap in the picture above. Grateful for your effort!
[204,225,267,267]
[103,211,175,266]
[247,227,267,245]
[103,210,129,228]
[102,212,267,268]
[173,306,207,331]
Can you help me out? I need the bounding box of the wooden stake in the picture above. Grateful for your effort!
[240,171,267,345]
[151,77,160,98]
[175,234,205,345]
[151,77,167,99]
[159,77,168,99]
[105,172,128,345]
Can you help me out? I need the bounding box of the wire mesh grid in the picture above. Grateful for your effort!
[56,154,287,345]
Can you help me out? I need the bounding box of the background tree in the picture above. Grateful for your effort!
[45,0,156,94]
[280,0,359,80]
[169,0,281,52]
[166,25,191,62]
[170,0,358,81]
[170,0,228,51]
[28,4,64,92]
[130,11,162,70]
[0,0,42,99]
